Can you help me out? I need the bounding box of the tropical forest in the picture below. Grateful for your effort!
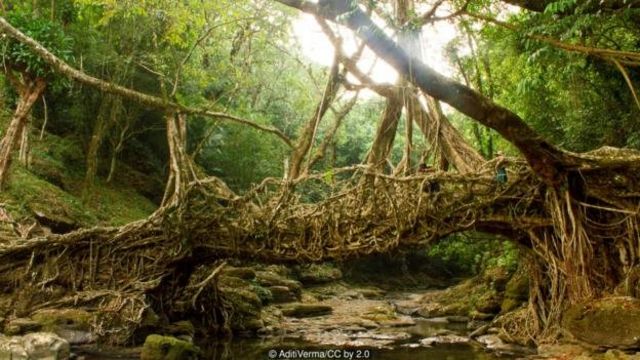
[0,0,640,359]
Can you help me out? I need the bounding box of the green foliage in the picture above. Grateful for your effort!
[544,0,578,14]
[453,5,640,152]
[427,233,519,276]
[1,12,73,80]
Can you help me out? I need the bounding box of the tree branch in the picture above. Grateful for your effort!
[0,15,293,148]
[274,0,573,185]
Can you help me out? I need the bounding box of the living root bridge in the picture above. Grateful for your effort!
[0,158,541,342]
[1,148,640,344]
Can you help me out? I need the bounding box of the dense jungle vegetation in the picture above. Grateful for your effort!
[0,0,639,359]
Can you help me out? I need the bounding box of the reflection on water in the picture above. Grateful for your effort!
[75,337,516,360]
[74,317,520,360]
[199,338,516,360]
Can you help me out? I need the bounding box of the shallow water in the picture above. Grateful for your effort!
[75,336,518,360]
[199,338,517,360]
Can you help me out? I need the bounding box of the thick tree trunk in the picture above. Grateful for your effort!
[18,116,30,167]
[0,16,292,147]
[275,0,573,185]
[0,77,46,189]
[161,112,191,207]
[83,96,121,196]
[366,91,403,171]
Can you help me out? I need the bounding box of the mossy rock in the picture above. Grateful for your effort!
[295,264,342,285]
[474,291,502,315]
[500,297,525,313]
[3,318,42,335]
[251,284,274,305]
[482,266,511,292]
[504,271,529,300]
[31,309,93,332]
[281,304,333,318]
[219,282,262,316]
[140,335,199,360]
[255,271,302,296]
[563,296,640,349]
[219,276,265,332]
[268,286,296,303]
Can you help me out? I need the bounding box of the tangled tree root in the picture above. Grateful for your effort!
[0,148,639,344]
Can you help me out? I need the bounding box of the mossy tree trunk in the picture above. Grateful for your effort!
[83,96,122,198]
[0,71,46,189]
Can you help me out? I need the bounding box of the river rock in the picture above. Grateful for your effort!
[3,318,42,336]
[562,296,640,349]
[281,304,333,318]
[218,276,264,331]
[255,271,302,296]
[469,310,494,321]
[468,324,490,338]
[31,309,94,345]
[379,316,416,327]
[296,264,342,284]
[359,288,386,299]
[420,335,469,346]
[446,315,469,323]
[140,335,199,360]
[604,349,640,360]
[268,286,298,303]
[476,334,534,356]
[355,319,379,329]
[0,332,70,360]
[537,344,593,359]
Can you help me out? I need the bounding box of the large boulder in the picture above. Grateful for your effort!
[0,332,70,360]
[140,335,199,360]
[563,296,640,349]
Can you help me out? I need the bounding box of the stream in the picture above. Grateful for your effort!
[72,289,529,360]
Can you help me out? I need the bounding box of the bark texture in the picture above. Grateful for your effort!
[0,75,46,189]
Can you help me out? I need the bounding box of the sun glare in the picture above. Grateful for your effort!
[292,9,459,96]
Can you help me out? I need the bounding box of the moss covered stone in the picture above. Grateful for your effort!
[296,264,342,285]
[255,271,302,296]
[219,275,265,331]
[140,334,199,360]
[31,309,93,332]
[563,297,640,349]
